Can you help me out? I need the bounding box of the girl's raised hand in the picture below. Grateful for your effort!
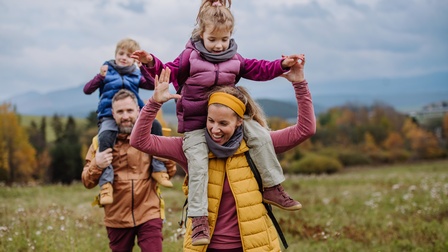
[131,50,153,65]
[153,68,181,103]
[282,54,305,83]
[281,54,302,68]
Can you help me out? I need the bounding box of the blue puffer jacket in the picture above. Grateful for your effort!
[97,61,144,119]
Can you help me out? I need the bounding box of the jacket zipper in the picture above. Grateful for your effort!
[214,64,219,85]
[131,180,136,226]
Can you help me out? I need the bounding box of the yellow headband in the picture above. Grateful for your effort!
[208,92,246,118]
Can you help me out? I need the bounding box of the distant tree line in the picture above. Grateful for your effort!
[271,102,448,174]
[0,103,97,184]
[1,101,447,184]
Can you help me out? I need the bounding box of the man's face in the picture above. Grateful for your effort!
[112,97,139,134]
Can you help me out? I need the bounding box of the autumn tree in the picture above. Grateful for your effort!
[402,118,444,159]
[382,131,405,150]
[0,103,37,183]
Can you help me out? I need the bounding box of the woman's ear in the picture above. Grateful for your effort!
[236,117,243,127]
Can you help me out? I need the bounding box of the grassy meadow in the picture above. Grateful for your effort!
[1,160,447,252]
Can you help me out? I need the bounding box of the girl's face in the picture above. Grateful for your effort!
[115,48,135,67]
[201,25,231,53]
[207,104,243,146]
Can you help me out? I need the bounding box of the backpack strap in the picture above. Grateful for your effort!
[245,152,289,250]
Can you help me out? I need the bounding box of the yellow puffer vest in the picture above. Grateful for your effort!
[183,140,281,252]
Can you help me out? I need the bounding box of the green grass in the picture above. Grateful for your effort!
[1,160,447,251]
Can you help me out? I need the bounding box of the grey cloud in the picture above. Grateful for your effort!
[119,0,146,14]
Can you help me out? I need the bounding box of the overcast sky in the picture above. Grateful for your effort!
[0,0,447,101]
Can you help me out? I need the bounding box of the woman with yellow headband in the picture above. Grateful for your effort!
[132,0,303,246]
[131,56,316,251]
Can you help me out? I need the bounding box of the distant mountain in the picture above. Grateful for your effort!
[1,71,447,119]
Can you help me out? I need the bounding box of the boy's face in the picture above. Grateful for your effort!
[201,25,231,53]
[115,48,135,67]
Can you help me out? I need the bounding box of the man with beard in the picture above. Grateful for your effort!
[81,89,176,252]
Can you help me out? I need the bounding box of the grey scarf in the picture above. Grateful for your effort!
[193,38,238,63]
[107,60,137,75]
[205,126,243,158]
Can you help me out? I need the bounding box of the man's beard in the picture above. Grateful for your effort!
[118,121,134,134]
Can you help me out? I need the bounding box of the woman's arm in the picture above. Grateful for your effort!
[270,54,316,153]
[130,68,187,168]
[130,99,187,168]
[270,80,316,153]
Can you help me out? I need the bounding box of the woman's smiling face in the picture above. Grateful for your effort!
[206,104,243,146]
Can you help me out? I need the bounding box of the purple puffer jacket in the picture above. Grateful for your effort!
[144,40,287,133]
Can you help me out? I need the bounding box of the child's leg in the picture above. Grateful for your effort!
[183,129,209,217]
[184,129,210,245]
[98,127,117,186]
[243,119,302,211]
[97,118,118,205]
[152,159,167,173]
[99,167,114,186]
[151,158,173,188]
[243,119,284,187]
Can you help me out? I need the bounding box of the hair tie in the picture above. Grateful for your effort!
[212,1,222,7]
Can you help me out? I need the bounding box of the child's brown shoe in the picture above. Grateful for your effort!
[152,171,173,188]
[99,182,113,205]
[263,184,302,211]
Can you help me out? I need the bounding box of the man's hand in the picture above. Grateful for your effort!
[95,148,113,169]
[100,65,108,77]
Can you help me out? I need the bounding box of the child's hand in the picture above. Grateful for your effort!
[100,65,108,76]
[131,50,153,65]
[153,68,181,103]
[282,54,305,83]
[281,54,302,69]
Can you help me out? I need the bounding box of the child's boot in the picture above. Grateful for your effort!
[263,184,302,211]
[99,182,113,205]
[152,171,173,188]
[191,216,210,246]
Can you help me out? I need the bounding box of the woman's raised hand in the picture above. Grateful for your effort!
[282,54,305,83]
[153,68,181,103]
